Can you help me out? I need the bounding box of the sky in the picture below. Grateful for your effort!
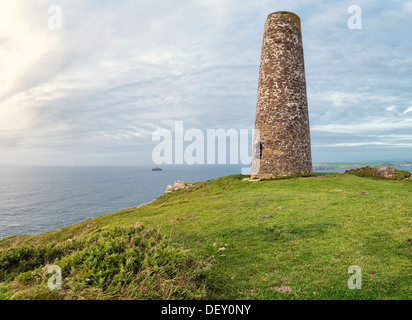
[0,0,411,166]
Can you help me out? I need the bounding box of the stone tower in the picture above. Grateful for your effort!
[251,11,312,178]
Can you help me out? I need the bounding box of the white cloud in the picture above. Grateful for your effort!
[404,1,412,13]
[0,1,59,96]
[0,0,411,164]
[312,118,412,134]
[403,107,412,114]
[322,141,412,148]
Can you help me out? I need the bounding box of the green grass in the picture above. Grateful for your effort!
[1,172,411,300]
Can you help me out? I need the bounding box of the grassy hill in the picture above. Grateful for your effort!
[1,172,411,300]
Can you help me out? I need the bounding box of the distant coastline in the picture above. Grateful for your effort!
[312,161,412,171]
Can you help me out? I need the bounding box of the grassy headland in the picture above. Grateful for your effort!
[1,172,411,300]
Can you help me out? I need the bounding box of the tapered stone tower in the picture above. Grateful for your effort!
[251,11,312,178]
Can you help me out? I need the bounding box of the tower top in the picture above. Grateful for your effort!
[267,11,301,28]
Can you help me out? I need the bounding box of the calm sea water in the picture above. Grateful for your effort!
[0,165,243,239]
[1,165,410,239]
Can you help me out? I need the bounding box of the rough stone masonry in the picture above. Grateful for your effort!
[251,11,312,178]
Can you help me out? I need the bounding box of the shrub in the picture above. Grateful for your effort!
[0,226,207,300]
[344,166,411,181]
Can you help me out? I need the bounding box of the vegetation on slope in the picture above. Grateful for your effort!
[0,226,207,300]
[345,166,412,181]
[0,171,411,300]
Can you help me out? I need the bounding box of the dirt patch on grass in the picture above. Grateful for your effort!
[170,216,196,223]
[271,285,292,293]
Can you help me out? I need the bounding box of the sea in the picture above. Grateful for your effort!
[0,165,243,239]
[1,165,411,240]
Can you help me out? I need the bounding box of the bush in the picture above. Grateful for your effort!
[0,244,63,281]
[344,166,411,181]
[0,226,207,300]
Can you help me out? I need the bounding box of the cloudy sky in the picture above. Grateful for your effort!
[0,0,411,166]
